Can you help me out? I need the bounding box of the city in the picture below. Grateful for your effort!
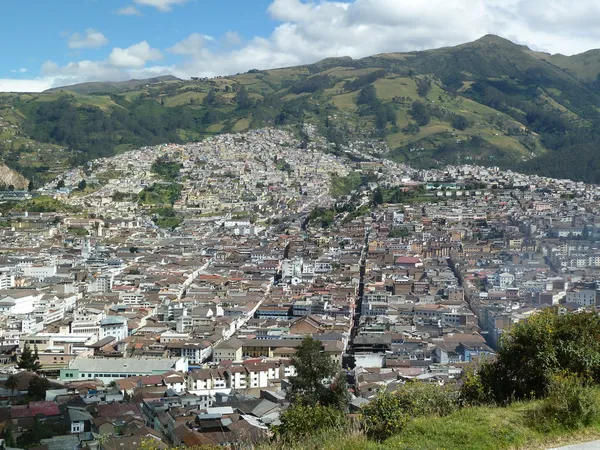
[0,126,596,448]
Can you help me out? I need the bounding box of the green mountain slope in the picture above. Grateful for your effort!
[3,35,600,185]
[44,75,181,95]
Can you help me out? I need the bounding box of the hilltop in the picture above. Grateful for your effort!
[3,34,600,185]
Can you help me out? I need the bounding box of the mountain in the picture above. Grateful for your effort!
[43,75,181,95]
[3,35,600,185]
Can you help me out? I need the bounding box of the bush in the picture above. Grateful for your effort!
[272,403,348,444]
[361,390,408,441]
[395,382,459,417]
[531,373,600,431]
[361,383,459,440]
[459,365,495,407]
[477,309,600,403]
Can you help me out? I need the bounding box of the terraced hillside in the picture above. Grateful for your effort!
[3,35,600,185]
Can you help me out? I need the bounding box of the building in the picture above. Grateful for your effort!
[99,316,128,341]
[59,357,189,383]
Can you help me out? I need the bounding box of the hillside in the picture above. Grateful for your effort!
[3,35,600,185]
[44,75,181,95]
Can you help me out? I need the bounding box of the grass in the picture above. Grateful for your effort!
[164,91,206,107]
[260,398,600,450]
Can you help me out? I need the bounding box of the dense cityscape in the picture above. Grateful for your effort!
[0,126,597,448]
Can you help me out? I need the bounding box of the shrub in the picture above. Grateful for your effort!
[396,382,459,417]
[272,403,348,444]
[459,365,495,406]
[530,372,600,432]
[361,383,459,440]
[478,309,600,403]
[361,390,408,441]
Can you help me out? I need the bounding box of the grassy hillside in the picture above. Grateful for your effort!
[260,398,600,450]
[4,35,600,184]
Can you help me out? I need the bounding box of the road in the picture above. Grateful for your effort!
[549,441,600,449]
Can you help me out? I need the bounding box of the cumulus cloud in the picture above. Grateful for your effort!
[223,31,242,47]
[108,41,163,68]
[133,0,188,12]
[167,33,207,55]
[10,0,600,92]
[0,79,54,93]
[67,29,109,49]
[116,6,142,15]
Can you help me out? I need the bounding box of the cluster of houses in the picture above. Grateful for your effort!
[0,129,598,448]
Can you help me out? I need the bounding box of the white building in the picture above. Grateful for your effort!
[99,316,128,341]
[60,357,188,383]
[0,290,43,315]
[566,289,597,307]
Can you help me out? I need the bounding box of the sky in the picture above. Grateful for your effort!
[2,0,600,92]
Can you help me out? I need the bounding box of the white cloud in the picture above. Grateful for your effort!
[0,79,54,93]
[167,33,206,55]
[108,41,163,68]
[223,31,242,47]
[116,6,142,15]
[68,29,109,49]
[133,0,188,12]
[9,0,600,92]
[10,68,28,73]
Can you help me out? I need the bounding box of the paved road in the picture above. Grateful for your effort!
[550,441,600,449]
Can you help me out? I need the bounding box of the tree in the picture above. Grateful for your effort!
[28,180,34,192]
[288,336,348,408]
[416,77,432,97]
[463,309,600,404]
[27,376,50,400]
[452,114,469,130]
[203,88,216,106]
[357,84,378,106]
[8,185,14,191]
[17,343,42,372]
[78,179,87,191]
[129,246,139,253]
[410,101,430,126]
[373,188,384,206]
[5,374,17,397]
[4,425,15,448]
[235,86,252,109]
[56,179,65,189]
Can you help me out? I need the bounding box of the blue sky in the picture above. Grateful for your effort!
[1,0,599,92]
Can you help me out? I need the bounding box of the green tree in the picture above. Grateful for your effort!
[203,88,217,106]
[28,180,34,192]
[27,376,50,400]
[5,374,17,397]
[410,101,430,126]
[56,179,65,189]
[357,84,378,106]
[452,114,469,130]
[235,86,252,109]
[465,308,600,404]
[77,179,87,191]
[372,188,384,206]
[288,336,348,408]
[17,343,42,372]
[4,424,15,448]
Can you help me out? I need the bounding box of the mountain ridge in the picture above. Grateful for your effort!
[2,34,600,185]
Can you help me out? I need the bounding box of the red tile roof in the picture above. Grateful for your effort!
[11,401,60,418]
